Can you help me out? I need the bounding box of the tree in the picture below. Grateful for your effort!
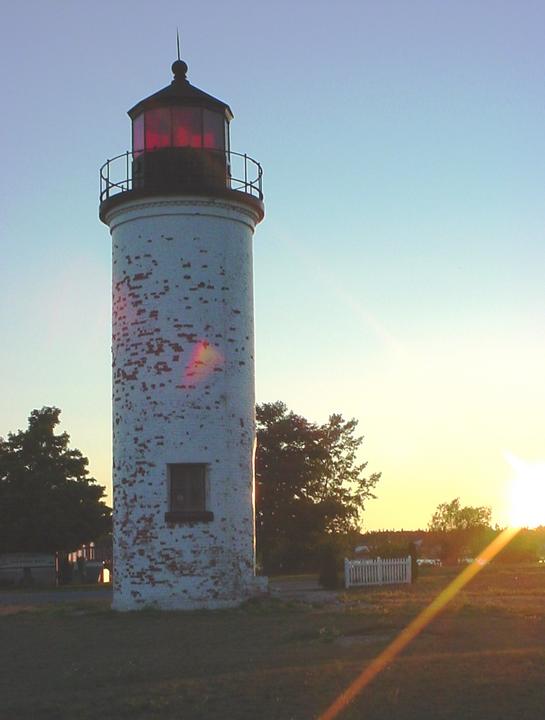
[255,401,380,573]
[428,498,492,533]
[428,498,493,563]
[0,407,111,554]
[495,528,539,564]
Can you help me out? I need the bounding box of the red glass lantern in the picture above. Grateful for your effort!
[128,60,233,192]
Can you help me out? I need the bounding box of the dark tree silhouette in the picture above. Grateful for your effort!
[428,498,492,532]
[255,401,380,573]
[0,407,111,553]
[428,497,493,564]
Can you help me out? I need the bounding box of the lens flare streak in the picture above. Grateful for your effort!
[317,526,520,720]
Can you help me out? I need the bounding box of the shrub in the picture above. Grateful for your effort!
[317,538,342,589]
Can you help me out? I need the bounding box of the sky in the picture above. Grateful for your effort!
[1,0,545,531]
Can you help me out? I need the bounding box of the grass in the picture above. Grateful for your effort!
[0,581,112,593]
[1,564,545,719]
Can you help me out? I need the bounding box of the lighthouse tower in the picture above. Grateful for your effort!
[99,57,265,610]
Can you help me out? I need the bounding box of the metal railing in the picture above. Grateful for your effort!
[100,148,263,203]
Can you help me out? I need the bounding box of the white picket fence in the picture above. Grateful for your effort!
[344,556,412,589]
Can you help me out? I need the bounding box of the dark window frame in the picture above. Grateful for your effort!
[165,463,213,523]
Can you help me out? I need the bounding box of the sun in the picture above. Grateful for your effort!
[506,452,545,528]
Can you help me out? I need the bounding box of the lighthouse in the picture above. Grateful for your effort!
[99,56,265,610]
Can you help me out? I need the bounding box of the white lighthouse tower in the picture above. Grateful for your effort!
[99,56,265,610]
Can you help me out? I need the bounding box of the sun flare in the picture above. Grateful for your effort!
[506,452,545,528]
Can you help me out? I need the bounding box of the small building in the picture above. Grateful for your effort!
[0,553,56,587]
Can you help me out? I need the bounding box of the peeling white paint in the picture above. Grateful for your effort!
[102,195,266,610]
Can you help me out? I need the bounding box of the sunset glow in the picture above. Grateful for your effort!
[506,453,545,529]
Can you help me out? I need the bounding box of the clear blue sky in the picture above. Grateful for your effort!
[2,0,545,529]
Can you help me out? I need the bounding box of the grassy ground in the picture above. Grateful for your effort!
[1,564,545,719]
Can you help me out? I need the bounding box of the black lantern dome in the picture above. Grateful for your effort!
[99,59,263,222]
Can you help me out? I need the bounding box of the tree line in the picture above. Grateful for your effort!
[0,403,380,573]
[360,497,545,565]
[3,405,538,571]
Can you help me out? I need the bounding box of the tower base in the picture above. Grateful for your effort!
[111,576,268,612]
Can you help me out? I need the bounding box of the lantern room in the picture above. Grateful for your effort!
[128,59,233,193]
[99,58,263,223]
[129,59,231,156]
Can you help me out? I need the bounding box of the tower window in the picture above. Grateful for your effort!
[165,463,213,523]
